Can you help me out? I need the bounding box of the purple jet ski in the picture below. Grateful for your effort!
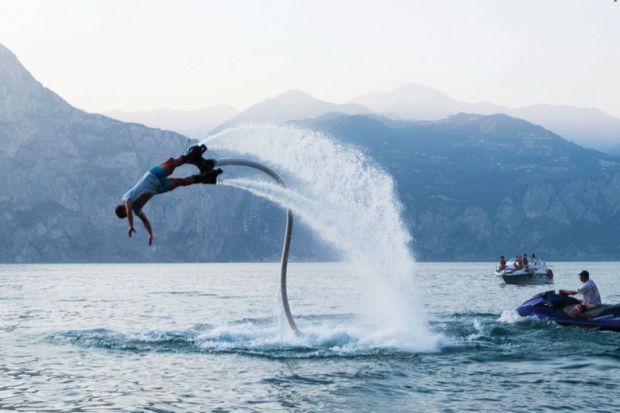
[517,290,620,332]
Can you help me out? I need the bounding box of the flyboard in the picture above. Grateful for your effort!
[185,144,299,333]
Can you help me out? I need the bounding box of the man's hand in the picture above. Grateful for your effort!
[128,227,136,238]
[148,234,153,246]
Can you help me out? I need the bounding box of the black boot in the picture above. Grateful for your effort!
[185,145,216,174]
[193,168,222,185]
[192,174,208,184]
[185,144,207,164]
[194,158,216,174]
[203,168,223,184]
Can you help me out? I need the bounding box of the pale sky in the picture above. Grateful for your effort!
[0,0,618,117]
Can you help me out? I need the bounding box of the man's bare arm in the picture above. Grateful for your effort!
[124,200,136,237]
[138,212,153,246]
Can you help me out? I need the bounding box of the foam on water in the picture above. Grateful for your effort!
[202,124,440,352]
[49,315,426,358]
[498,309,523,324]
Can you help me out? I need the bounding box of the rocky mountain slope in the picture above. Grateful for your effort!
[294,113,620,260]
[4,42,620,262]
[350,83,620,152]
[213,90,370,132]
[0,43,327,263]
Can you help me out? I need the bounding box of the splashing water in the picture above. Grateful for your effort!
[203,124,440,352]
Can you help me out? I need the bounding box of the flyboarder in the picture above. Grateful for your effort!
[115,144,221,245]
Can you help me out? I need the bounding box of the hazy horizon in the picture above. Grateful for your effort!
[0,0,618,117]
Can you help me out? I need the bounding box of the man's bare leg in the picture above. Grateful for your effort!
[159,157,187,177]
[568,305,591,319]
[167,176,199,190]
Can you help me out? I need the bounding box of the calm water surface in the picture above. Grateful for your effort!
[1,262,619,412]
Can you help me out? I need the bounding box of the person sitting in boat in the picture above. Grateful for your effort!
[498,256,507,271]
[513,256,522,270]
[530,253,537,266]
[559,270,601,319]
[523,254,530,271]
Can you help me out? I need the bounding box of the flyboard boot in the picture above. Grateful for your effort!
[185,144,223,184]
[185,144,217,173]
[192,168,223,185]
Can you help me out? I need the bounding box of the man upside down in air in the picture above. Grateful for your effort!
[115,145,221,246]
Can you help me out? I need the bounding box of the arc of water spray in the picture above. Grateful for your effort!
[215,158,299,333]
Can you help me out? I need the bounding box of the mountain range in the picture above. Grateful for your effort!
[107,83,620,153]
[293,112,620,260]
[351,83,620,153]
[4,42,620,261]
[212,90,369,132]
[0,43,329,263]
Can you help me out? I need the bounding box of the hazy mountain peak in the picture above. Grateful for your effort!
[509,104,620,150]
[212,89,370,131]
[352,83,458,109]
[351,82,620,150]
[272,89,318,101]
[261,89,332,109]
[350,83,505,121]
[390,83,457,103]
[0,43,30,76]
[0,43,75,141]
[0,42,38,95]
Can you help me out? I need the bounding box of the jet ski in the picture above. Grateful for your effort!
[517,290,620,332]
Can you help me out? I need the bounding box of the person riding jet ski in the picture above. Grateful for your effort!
[559,270,601,319]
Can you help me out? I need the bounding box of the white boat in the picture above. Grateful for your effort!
[495,258,554,285]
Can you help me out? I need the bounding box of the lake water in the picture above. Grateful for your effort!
[1,262,619,412]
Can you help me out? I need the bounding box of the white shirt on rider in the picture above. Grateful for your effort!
[121,171,162,203]
[577,279,601,309]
